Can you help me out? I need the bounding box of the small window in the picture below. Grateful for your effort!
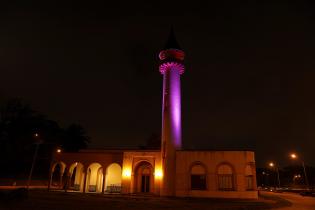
[217,164,234,191]
[218,175,233,191]
[246,175,254,190]
[245,165,254,190]
[191,175,206,190]
[190,164,207,190]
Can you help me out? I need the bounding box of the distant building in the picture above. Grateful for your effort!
[50,30,257,199]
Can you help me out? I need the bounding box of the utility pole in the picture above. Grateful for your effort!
[27,133,41,189]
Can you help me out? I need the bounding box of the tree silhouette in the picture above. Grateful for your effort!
[62,123,90,152]
[0,99,90,177]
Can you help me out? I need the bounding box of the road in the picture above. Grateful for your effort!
[261,191,315,210]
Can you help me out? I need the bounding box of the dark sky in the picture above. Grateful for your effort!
[1,1,315,167]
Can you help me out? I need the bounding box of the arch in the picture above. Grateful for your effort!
[105,163,122,193]
[85,162,103,193]
[52,161,66,173]
[217,164,233,175]
[51,161,66,189]
[134,161,154,193]
[68,162,84,191]
[190,162,207,190]
[245,164,254,190]
[216,163,234,191]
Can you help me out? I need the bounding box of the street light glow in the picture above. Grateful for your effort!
[269,162,275,167]
[57,149,61,153]
[290,153,297,159]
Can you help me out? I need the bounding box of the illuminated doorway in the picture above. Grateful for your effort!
[134,161,154,193]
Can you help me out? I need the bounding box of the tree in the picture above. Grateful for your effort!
[61,123,89,152]
[0,99,90,178]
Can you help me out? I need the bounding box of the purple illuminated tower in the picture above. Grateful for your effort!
[159,29,185,196]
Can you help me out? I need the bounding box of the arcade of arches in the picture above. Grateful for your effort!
[50,161,122,193]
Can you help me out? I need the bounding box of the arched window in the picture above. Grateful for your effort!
[245,165,254,190]
[217,164,234,191]
[190,163,207,190]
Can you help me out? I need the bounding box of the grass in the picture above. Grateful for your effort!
[0,189,285,210]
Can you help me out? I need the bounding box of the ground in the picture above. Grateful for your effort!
[0,190,289,210]
[260,191,315,210]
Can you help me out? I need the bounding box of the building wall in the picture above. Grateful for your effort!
[52,149,257,199]
[175,151,258,199]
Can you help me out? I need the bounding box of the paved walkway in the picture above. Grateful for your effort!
[261,191,315,210]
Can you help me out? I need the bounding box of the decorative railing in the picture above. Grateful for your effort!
[106,185,121,193]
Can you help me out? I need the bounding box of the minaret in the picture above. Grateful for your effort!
[159,28,185,196]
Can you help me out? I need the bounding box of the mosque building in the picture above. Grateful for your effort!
[50,30,258,199]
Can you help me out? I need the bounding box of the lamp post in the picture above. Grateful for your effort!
[290,153,310,190]
[269,162,281,189]
[27,133,42,189]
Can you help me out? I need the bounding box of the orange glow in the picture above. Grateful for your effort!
[290,153,297,159]
[56,149,62,153]
[123,169,131,177]
[269,162,275,167]
[155,168,163,179]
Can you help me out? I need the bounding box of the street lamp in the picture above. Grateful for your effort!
[268,162,281,189]
[27,133,42,189]
[289,153,310,190]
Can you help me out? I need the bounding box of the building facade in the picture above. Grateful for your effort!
[50,30,258,199]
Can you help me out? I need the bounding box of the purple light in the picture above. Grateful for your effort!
[159,62,184,75]
[161,62,184,149]
[159,45,185,196]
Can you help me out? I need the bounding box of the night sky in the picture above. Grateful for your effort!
[1,1,315,167]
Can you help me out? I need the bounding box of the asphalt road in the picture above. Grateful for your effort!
[261,191,315,210]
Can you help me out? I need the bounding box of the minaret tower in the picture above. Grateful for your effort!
[159,28,185,196]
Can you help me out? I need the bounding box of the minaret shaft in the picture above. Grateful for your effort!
[162,67,182,150]
[160,66,182,196]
